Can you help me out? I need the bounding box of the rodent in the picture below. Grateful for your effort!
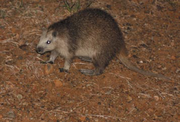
[36,8,170,80]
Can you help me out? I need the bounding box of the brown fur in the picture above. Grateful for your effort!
[36,8,170,80]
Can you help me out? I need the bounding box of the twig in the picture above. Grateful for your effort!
[109,73,131,80]
[84,114,122,120]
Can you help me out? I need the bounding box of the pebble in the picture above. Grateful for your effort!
[127,95,133,102]
[44,64,54,75]
[54,79,63,87]
[17,94,23,100]
[0,114,3,119]
[7,110,15,118]
[154,96,160,101]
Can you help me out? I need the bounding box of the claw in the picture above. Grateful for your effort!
[40,60,54,64]
[48,61,54,64]
[59,68,68,73]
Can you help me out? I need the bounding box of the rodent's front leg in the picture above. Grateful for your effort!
[40,50,59,64]
[47,50,59,64]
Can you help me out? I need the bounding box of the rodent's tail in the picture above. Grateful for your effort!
[118,54,170,80]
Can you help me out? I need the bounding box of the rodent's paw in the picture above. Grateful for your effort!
[48,61,54,64]
[40,61,47,64]
[40,60,54,64]
[59,68,68,73]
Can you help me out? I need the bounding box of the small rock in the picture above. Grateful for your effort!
[17,56,23,60]
[171,41,175,46]
[154,96,160,101]
[7,110,15,118]
[22,102,28,106]
[19,44,28,51]
[127,95,133,102]
[171,55,176,60]
[54,79,63,87]
[178,114,180,120]
[79,116,86,122]
[148,108,154,113]
[106,5,111,9]
[157,64,162,69]
[17,94,23,100]
[139,60,143,64]
[18,40,26,46]
[0,114,3,119]
[11,27,17,33]
[176,68,180,73]
[44,64,54,75]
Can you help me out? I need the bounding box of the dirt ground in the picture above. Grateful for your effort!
[0,0,180,121]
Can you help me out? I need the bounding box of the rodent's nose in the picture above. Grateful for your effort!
[36,47,43,53]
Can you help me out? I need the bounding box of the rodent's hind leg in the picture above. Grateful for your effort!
[78,56,92,62]
[79,68,104,76]
[79,69,94,75]
[80,55,107,75]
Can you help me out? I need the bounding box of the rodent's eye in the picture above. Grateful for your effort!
[46,40,51,44]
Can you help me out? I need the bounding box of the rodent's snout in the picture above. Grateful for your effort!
[36,47,44,54]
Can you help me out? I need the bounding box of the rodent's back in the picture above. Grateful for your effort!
[66,9,126,58]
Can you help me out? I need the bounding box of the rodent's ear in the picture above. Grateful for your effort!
[41,28,47,35]
[52,31,58,37]
[42,27,47,31]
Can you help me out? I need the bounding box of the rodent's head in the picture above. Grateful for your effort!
[36,29,58,54]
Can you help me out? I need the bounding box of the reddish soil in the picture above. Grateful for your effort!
[0,0,180,121]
